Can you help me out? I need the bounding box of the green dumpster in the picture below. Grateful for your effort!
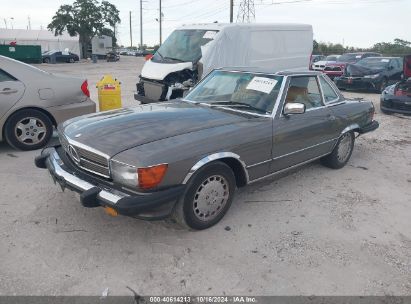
[0,45,42,64]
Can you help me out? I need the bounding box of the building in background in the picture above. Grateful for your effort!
[0,29,80,54]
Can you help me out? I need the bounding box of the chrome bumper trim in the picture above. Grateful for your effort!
[43,148,128,205]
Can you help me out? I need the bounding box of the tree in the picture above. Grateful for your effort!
[48,0,120,58]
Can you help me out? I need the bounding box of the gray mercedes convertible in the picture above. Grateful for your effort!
[35,68,379,230]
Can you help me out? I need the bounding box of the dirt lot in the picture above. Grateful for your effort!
[0,56,410,296]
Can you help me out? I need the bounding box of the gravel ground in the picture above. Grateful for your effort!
[0,57,410,296]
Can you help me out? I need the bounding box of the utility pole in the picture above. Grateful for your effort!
[230,0,234,23]
[140,0,143,49]
[28,16,31,30]
[159,0,162,45]
[129,11,133,47]
[3,18,7,29]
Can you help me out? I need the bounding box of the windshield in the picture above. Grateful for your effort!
[151,29,218,63]
[185,70,284,115]
[337,53,361,62]
[356,58,390,69]
[326,55,338,61]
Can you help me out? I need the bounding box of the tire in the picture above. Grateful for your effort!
[172,161,236,230]
[321,131,355,169]
[69,58,75,63]
[4,109,53,151]
[44,58,50,64]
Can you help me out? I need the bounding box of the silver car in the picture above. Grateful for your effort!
[0,55,96,150]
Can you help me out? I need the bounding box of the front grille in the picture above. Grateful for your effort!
[59,135,110,178]
[324,66,341,72]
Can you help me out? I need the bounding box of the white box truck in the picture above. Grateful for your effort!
[135,23,313,104]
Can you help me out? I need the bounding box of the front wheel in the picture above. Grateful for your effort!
[172,161,236,230]
[321,131,355,169]
[4,109,53,151]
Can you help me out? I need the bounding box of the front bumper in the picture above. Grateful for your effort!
[335,77,380,91]
[380,93,411,114]
[323,70,343,79]
[35,147,185,220]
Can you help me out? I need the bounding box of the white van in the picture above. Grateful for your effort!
[135,23,313,103]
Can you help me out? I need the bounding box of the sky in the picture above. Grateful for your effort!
[0,0,410,48]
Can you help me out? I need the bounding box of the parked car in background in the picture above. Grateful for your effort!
[323,52,381,79]
[380,55,411,114]
[0,55,96,150]
[36,68,378,230]
[312,54,340,71]
[335,57,403,92]
[42,51,80,64]
[119,51,128,56]
[106,51,120,62]
[135,23,313,104]
[310,55,326,67]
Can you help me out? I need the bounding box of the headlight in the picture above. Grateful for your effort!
[110,160,168,190]
[110,160,138,188]
[363,74,380,79]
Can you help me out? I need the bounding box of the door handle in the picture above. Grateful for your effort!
[0,88,18,94]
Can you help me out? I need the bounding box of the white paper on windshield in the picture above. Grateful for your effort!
[203,31,217,40]
[381,59,389,62]
[246,77,278,94]
[355,55,362,58]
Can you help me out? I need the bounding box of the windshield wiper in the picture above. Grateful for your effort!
[156,51,164,60]
[208,101,269,115]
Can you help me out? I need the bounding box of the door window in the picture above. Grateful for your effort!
[0,69,17,82]
[285,76,323,110]
[319,76,338,103]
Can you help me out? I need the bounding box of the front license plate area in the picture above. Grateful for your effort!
[144,82,164,100]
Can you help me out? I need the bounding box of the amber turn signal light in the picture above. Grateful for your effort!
[104,206,119,217]
[138,164,168,189]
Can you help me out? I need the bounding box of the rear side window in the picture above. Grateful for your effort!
[285,76,323,110]
[0,69,17,82]
[319,76,339,103]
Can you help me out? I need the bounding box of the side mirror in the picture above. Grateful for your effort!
[388,66,394,70]
[284,103,306,115]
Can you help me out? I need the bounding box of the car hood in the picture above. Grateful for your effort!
[314,60,335,66]
[345,64,385,77]
[60,101,247,157]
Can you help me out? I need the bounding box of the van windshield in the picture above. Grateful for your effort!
[151,29,218,63]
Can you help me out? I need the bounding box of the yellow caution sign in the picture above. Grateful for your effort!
[96,75,122,111]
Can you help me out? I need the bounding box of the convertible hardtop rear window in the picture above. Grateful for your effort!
[185,70,284,114]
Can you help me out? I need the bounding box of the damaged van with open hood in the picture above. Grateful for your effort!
[134,23,313,104]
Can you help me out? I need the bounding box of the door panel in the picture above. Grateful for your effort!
[271,108,338,172]
[0,80,25,119]
[270,75,339,173]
